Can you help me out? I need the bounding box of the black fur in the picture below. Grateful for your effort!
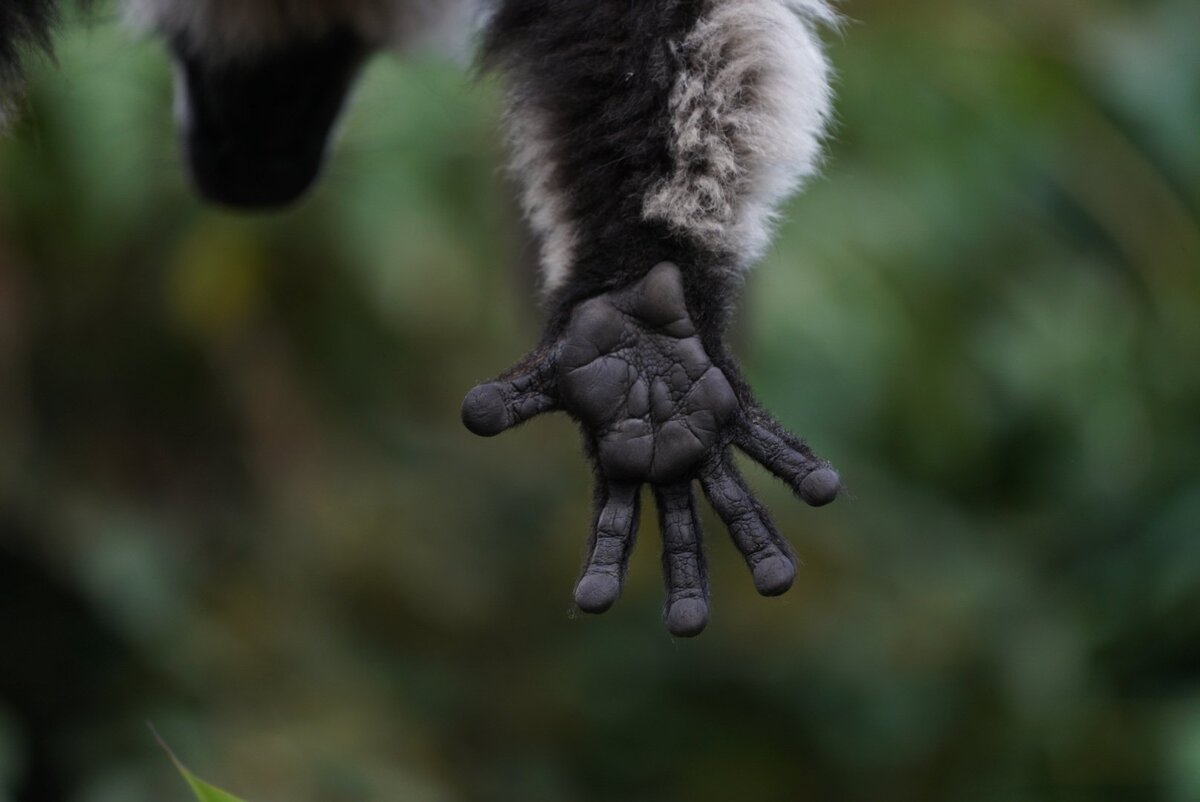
[484,0,737,336]
[0,0,62,97]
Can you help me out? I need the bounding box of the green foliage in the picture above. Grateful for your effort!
[154,729,251,802]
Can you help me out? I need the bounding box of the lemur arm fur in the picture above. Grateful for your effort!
[465,0,842,636]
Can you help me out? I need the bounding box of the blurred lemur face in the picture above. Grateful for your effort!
[170,26,367,208]
[133,0,451,208]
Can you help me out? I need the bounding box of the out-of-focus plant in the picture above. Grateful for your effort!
[154,729,252,802]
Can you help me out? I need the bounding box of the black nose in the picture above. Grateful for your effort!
[187,146,325,209]
[173,27,367,211]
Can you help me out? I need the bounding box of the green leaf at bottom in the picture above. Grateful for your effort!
[151,725,253,802]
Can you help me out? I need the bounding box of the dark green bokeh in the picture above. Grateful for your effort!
[1,2,1198,800]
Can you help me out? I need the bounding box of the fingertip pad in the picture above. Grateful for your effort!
[665,598,709,637]
[574,574,621,613]
[461,384,508,437]
[800,468,841,507]
[752,556,796,597]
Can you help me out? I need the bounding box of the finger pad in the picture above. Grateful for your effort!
[666,598,709,637]
[800,468,841,507]
[753,557,796,596]
[574,574,620,613]
[461,385,508,437]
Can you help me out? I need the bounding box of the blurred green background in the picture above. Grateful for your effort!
[2,1,1199,800]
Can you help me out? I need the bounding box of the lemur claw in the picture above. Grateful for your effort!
[463,263,840,637]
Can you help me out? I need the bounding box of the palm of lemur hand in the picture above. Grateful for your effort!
[463,263,840,637]
[557,265,737,484]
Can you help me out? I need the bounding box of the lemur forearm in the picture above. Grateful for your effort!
[470,0,841,635]
[485,0,835,331]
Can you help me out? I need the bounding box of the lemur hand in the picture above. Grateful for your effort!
[462,263,840,636]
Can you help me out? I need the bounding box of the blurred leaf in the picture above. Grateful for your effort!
[152,728,252,802]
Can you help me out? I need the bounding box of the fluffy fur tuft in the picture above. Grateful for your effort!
[643,0,835,273]
[485,0,711,308]
[487,0,836,313]
[503,98,580,292]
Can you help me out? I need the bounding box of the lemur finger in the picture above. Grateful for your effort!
[653,482,709,637]
[461,369,558,437]
[734,410,841,507]
[574,481,641,614]
[700,456,797,597]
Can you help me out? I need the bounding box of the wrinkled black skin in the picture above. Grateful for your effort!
[463,264,840,637]
[173,27,369,209]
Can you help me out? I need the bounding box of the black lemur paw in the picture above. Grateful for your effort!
[463,262,840,637]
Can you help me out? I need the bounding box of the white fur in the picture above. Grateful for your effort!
[504,94,578,294]
[643,0,835,273]
[124,0,480,59]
